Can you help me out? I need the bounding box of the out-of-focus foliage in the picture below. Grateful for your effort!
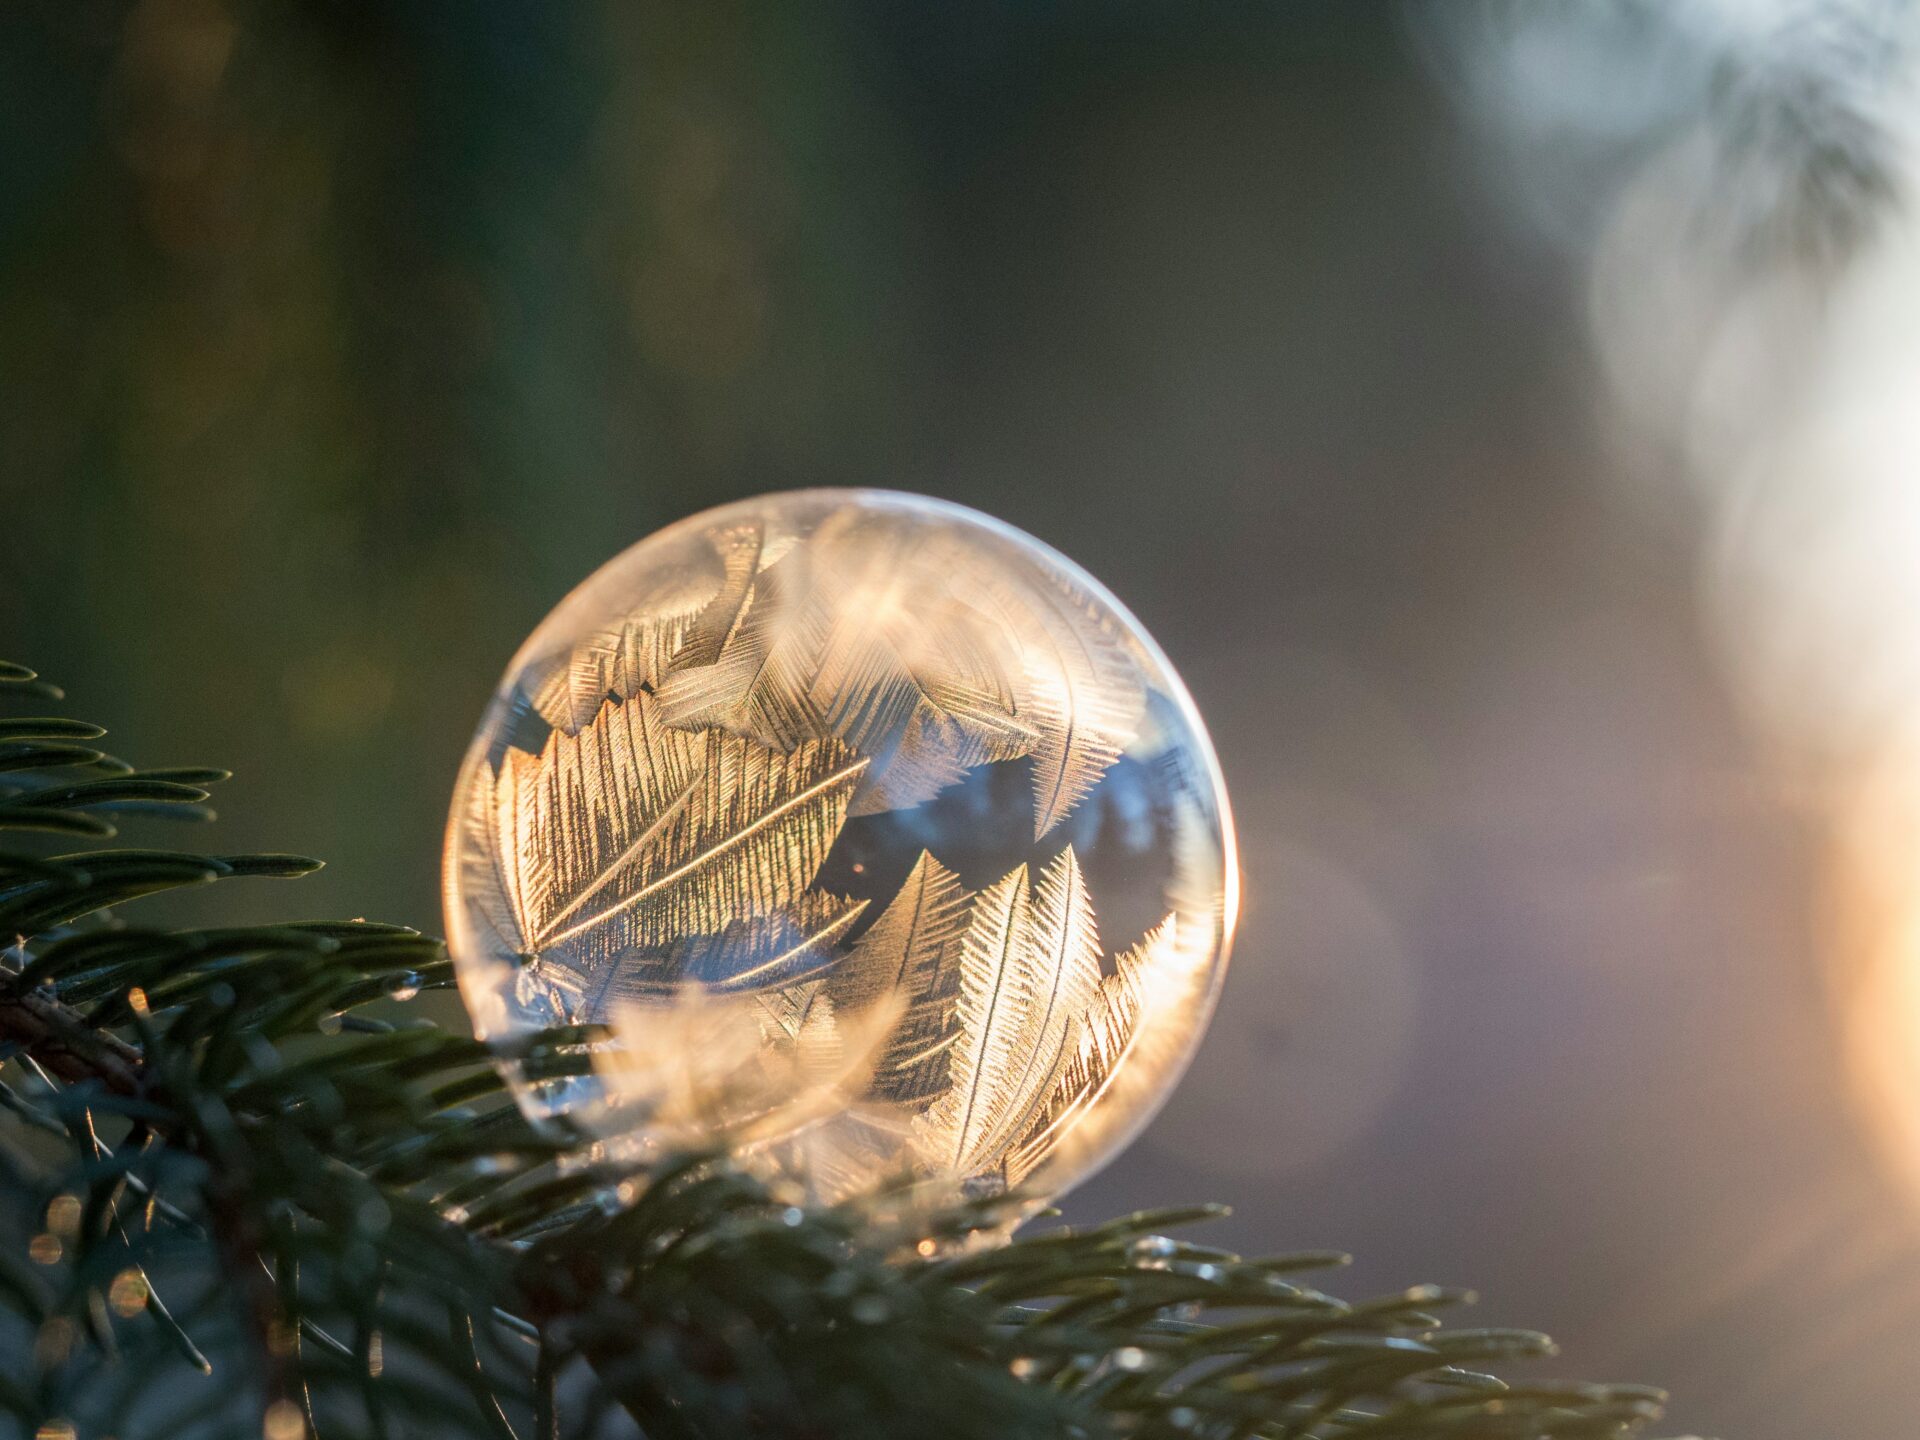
[0,0,925,951]
[1417,0,1911,264]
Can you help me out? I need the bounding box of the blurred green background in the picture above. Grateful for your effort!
[8,4,1919,1437]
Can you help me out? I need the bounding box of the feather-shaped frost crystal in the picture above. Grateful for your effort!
[446,488,1234,1205]
[912,849,1103,1179]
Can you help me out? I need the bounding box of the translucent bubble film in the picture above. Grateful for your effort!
[443,490,1235,1202]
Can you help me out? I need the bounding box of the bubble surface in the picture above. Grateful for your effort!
[443,489,1234,1202]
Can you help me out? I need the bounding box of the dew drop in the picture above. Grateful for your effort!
[1128,1235,1178,1269]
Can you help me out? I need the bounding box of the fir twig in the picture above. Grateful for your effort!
[0,662,1668,1440]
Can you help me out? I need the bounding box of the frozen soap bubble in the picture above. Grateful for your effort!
[443,490,1235,1203]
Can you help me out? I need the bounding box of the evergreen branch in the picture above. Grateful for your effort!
[0,662,1668,1440]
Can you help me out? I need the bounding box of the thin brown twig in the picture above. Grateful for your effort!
[0,983,146,1095]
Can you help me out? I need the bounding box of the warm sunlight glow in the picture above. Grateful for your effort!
[1591,103,1920,1212]
[1833,761,1920,1206]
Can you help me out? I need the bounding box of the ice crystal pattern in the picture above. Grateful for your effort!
[447,490,1232,1200]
